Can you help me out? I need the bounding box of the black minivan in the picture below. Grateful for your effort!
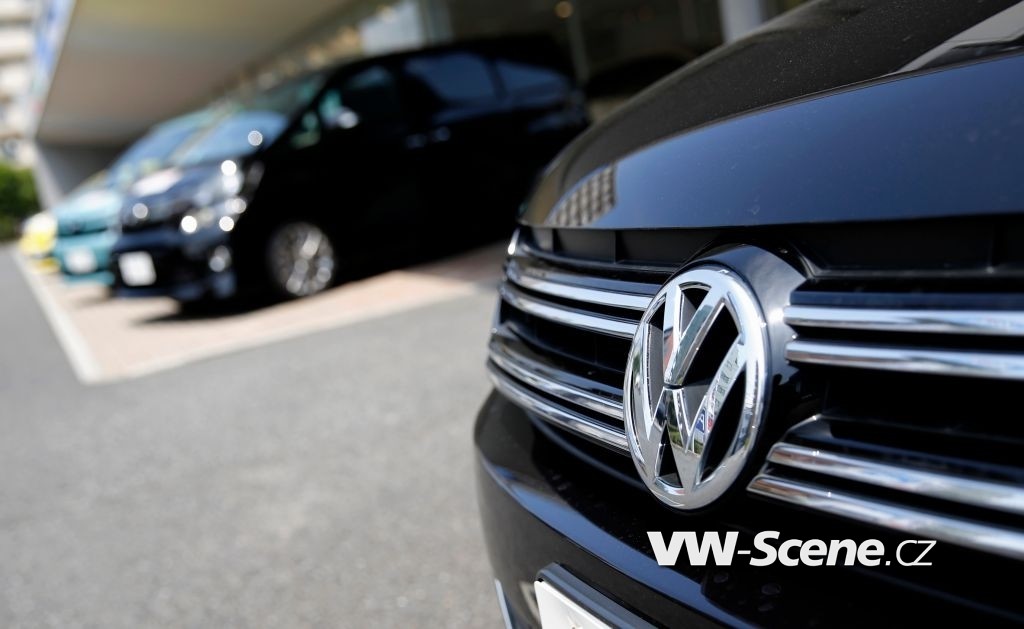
[111,38,587,301]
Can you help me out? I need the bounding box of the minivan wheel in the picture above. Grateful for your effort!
[265,221,337,298]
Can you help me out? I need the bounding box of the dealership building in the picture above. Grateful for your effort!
[28,0,803,207]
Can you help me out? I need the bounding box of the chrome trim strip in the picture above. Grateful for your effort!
[785,340,1024,380]
[515,239,678,276]
[748,475,1024,560]
[768,443,1024,516]
[487,362,629,451]
[499,283,638,339]
[785,305,1024,336]
[489,338,624,420]
[507,261,654,311]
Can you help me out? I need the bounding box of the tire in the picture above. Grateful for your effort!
[264,221,338,298]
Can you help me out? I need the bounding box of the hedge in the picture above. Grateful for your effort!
[0,163,40,241]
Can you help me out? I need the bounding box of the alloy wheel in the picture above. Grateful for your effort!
[267,222,336,297]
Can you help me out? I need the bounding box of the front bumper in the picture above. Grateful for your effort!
[475,391,737,628]
[54,229,117,285]
[474,391,1013,628]
[110,226,236,301]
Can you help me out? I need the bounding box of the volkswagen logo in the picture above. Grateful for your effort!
[624,266,768,510]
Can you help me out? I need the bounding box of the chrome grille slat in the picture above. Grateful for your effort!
[749,475,1024,561]
[785,339,1024,380]
[489,334,624,420]
[766,442,1024,516]
[507,259,655,311]
[770,288,1024,560]
[498,282,638,339]
[493,250,651,450]
[486,362,628,451]
[784,305,1024,336]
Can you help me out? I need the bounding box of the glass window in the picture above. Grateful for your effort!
[177,112,289,166]
[335,65,402,125]
[290,65,402,146]
[175,72,326,166]
[318,89,345,124]
[495,59,568,95]
[404,52,498,104]
[290,111,322,149]
[107,110,216,187]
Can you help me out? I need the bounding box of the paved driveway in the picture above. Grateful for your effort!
[0,245,504,628]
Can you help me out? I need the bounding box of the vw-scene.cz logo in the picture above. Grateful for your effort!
[648,531,936,567]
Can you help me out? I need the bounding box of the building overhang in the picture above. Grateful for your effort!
[35,0,352,145]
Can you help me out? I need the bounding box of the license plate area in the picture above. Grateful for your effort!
[119,252,156,286]
[65,248,97,274]
[534,566,653,629]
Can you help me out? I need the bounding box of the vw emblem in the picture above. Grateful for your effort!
[624,266,768,510]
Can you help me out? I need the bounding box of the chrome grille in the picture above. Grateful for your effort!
[497,282,638,339]
[752,288,1024,560]
[784,304,1024,380]
[494,233,1024,559]
[487,238,665,452]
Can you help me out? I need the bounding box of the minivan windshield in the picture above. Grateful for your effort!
[107,110,217,189]
[173,73,326,167]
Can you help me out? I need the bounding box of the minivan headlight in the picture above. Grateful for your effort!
[193,163,245,208]
[179,197,247,235]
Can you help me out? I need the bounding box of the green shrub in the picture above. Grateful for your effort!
[0,163,40,241]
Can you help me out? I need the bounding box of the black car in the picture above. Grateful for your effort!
[477,1,1024,627]
[110,38,586,302]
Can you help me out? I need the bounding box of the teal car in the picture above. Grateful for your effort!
[53,110,219,284]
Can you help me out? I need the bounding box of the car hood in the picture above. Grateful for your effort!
[522,53,1024,230]
[521,0,1021,229]
[54,187,122,228]
[122,161,232,224]
[128,162,222,205]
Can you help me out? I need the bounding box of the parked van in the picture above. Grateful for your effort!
[53,109,220,284]
[111,38,587,301]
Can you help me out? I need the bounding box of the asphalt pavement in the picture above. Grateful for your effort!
[0,245,503,627]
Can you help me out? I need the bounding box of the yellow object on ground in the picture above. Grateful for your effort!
[18,212,58,272]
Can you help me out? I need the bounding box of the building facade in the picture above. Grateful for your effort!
[0,0,37,165]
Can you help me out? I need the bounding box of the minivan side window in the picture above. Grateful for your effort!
[290,65,402,148]
[495,59,568,96]
[331,65,403,127]
[404,52,498,105]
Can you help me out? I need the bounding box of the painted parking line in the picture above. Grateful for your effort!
[14,244,504,385]
[11,250,103,383]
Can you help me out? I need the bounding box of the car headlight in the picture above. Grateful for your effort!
[23,212,57,237]
[192,161,245,208]
[179,197,247,235]
[219,161,245,197]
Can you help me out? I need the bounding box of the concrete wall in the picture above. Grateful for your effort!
[32,140,123,209]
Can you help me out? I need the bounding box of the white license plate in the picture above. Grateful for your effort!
[535,580,611,629]
[65,248,97,274]
[119,252,156,286]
